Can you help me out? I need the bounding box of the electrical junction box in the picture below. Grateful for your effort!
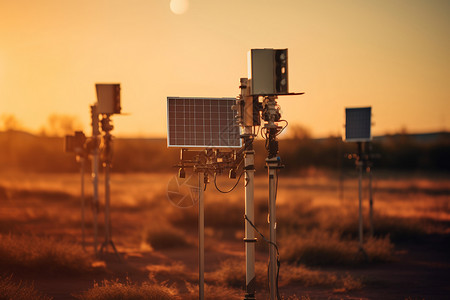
[64,131,86,153]
[248,48,288,95]
[96,83,121,114]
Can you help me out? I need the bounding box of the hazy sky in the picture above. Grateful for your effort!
[1,0,449,137]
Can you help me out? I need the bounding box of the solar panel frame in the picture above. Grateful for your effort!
[345,107,372,142]
[167,97,242,149]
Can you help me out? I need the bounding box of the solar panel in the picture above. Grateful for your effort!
[345,107,372,142]
[167,97,241,148]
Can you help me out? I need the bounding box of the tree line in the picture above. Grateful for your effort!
[0,130,448,173]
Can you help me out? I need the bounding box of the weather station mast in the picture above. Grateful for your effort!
[235,49,304,300]
[345,107,373,258]
[95,83,123,258]
[167,48,303,300]
[167,96,242,300]
[64,131,88,250]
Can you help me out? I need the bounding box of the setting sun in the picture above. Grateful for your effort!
[170,0,189,15]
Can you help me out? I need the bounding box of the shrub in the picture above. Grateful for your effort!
[143,224,190,250]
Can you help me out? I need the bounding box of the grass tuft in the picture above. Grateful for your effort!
[183,282,241,300]
[75,278,178,300]
[0,274,51,300]
[280,265,362,292]
[281,231,394,266]
[0,234,99,275]
[208,258,267,289]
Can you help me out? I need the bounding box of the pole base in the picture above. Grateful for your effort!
[99,240,121,261]
[244,293,256,300]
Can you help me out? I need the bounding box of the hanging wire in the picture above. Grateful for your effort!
[244,214,281,300]
[213,171,246,193]
[276,119,289,136]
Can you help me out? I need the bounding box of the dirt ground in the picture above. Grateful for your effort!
[1,172,449,299]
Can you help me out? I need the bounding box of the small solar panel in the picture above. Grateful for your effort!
[345,107,372,142]
[167,97,241,148]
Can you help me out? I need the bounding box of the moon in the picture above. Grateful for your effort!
[170,0,189,15]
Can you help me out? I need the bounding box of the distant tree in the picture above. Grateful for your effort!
[39,114,83,137]
[0,114,23,131]
[285,123,311,140]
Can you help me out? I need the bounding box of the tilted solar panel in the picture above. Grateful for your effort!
[167,97,241,148]
[345,107,372,142]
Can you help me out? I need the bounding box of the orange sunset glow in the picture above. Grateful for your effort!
[1,0,449,137]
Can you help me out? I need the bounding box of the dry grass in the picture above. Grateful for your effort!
[0,275,51,300]
[208,258,362,293]
[280,265,362,292]
[280,231,394,266]
[207,258,267,289]
[75,278,178,300]
[183,282,241,300]
[76,277,241,300]
[0,234,100,275]
[280,296,311,300]
[146,262,197,284]
[143,223,191,250]
[0,172,447,298]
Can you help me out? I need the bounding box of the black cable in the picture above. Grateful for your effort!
[213,171,246,193]
[276,119,288,136]
[244,215,281,300]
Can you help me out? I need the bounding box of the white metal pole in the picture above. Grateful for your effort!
[104,158,111,245]
[357,143,364,250]
[358,161,363,248]
[80,156,86,250]
[367,142,374,237]
[91,104,99,255]
[268,162,277,300]
[92,151,99,255]
[368,165,373,237]
[198,172,205,300]
[244,148,256,300]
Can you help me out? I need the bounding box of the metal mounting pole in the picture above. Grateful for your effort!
[244,142,256,300]
[99,114,119,258]
[90,104,100,256]
[198,172,205,300]
[267,158,278,300]
[357,142,364,251]
[80,156,86,250]
[264,96,281,300]
[239,78,257,300]
[367,142,374,237]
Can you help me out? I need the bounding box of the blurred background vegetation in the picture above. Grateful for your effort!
[0,114,448,173]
